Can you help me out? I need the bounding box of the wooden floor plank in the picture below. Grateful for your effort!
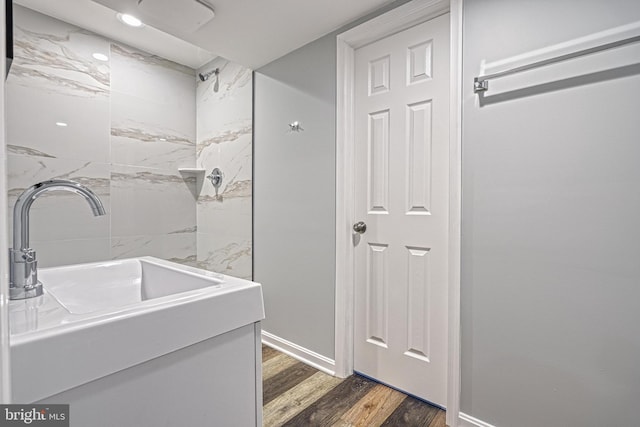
[263,352,300,381]
[264,361,318,405]
[282,374,377,426]
[263,371,343,427]
[262,344,280,362]
[336,383,407,427]
[380,396,440,427]
[261,347,446,426]
[428,409,447,427]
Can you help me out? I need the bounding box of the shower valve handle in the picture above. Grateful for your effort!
[207,168,223,188]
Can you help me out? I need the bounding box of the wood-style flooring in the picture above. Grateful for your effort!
[262,345,446,427]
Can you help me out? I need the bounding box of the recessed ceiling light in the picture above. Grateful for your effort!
[55,122,68,127]
[92,53,109,61]
[117,13,144,28]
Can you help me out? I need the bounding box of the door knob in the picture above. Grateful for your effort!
[353,221,367,234]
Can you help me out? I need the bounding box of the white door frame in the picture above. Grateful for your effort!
[334,0,462,425]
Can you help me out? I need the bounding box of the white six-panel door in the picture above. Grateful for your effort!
[353,13,450,407]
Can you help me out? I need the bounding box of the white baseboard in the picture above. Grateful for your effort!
[459,412,497,427]
[261,330,336,376]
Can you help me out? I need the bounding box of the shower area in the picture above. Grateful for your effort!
[5,5,253,279]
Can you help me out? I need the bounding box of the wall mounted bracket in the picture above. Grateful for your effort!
[473,78,488,93]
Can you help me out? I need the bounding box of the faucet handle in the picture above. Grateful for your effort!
[21,248,36,262]
[10,247,35,262]
[9,248,41,299]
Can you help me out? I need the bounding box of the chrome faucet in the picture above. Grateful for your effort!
[9,179,106,300]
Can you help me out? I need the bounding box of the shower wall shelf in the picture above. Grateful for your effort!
[178,168,206,198]
[178,168,206,175]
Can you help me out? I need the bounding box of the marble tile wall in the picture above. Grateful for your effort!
[109,42,197,266]
[195,58,253,279]
[6,6,197,267]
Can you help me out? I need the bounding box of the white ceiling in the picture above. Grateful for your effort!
[15,0,217,69]
[15,0,398,70]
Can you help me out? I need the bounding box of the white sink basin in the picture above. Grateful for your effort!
[9,257,265,405]
[40,258,224,314]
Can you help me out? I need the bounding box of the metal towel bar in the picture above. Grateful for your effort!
[474,29,640,94]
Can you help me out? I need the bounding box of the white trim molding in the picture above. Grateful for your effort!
[459,412,498,427]
[334,0,463,425]
[262,330,336,376]
[334,29,356,378]
[447,1,463,425]
[254,324,263,427]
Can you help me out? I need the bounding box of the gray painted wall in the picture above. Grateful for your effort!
[254,34,337,357]
[254,1,410,359]
[461,1,640,426]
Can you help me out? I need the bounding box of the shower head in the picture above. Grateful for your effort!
[199,68,219,81]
